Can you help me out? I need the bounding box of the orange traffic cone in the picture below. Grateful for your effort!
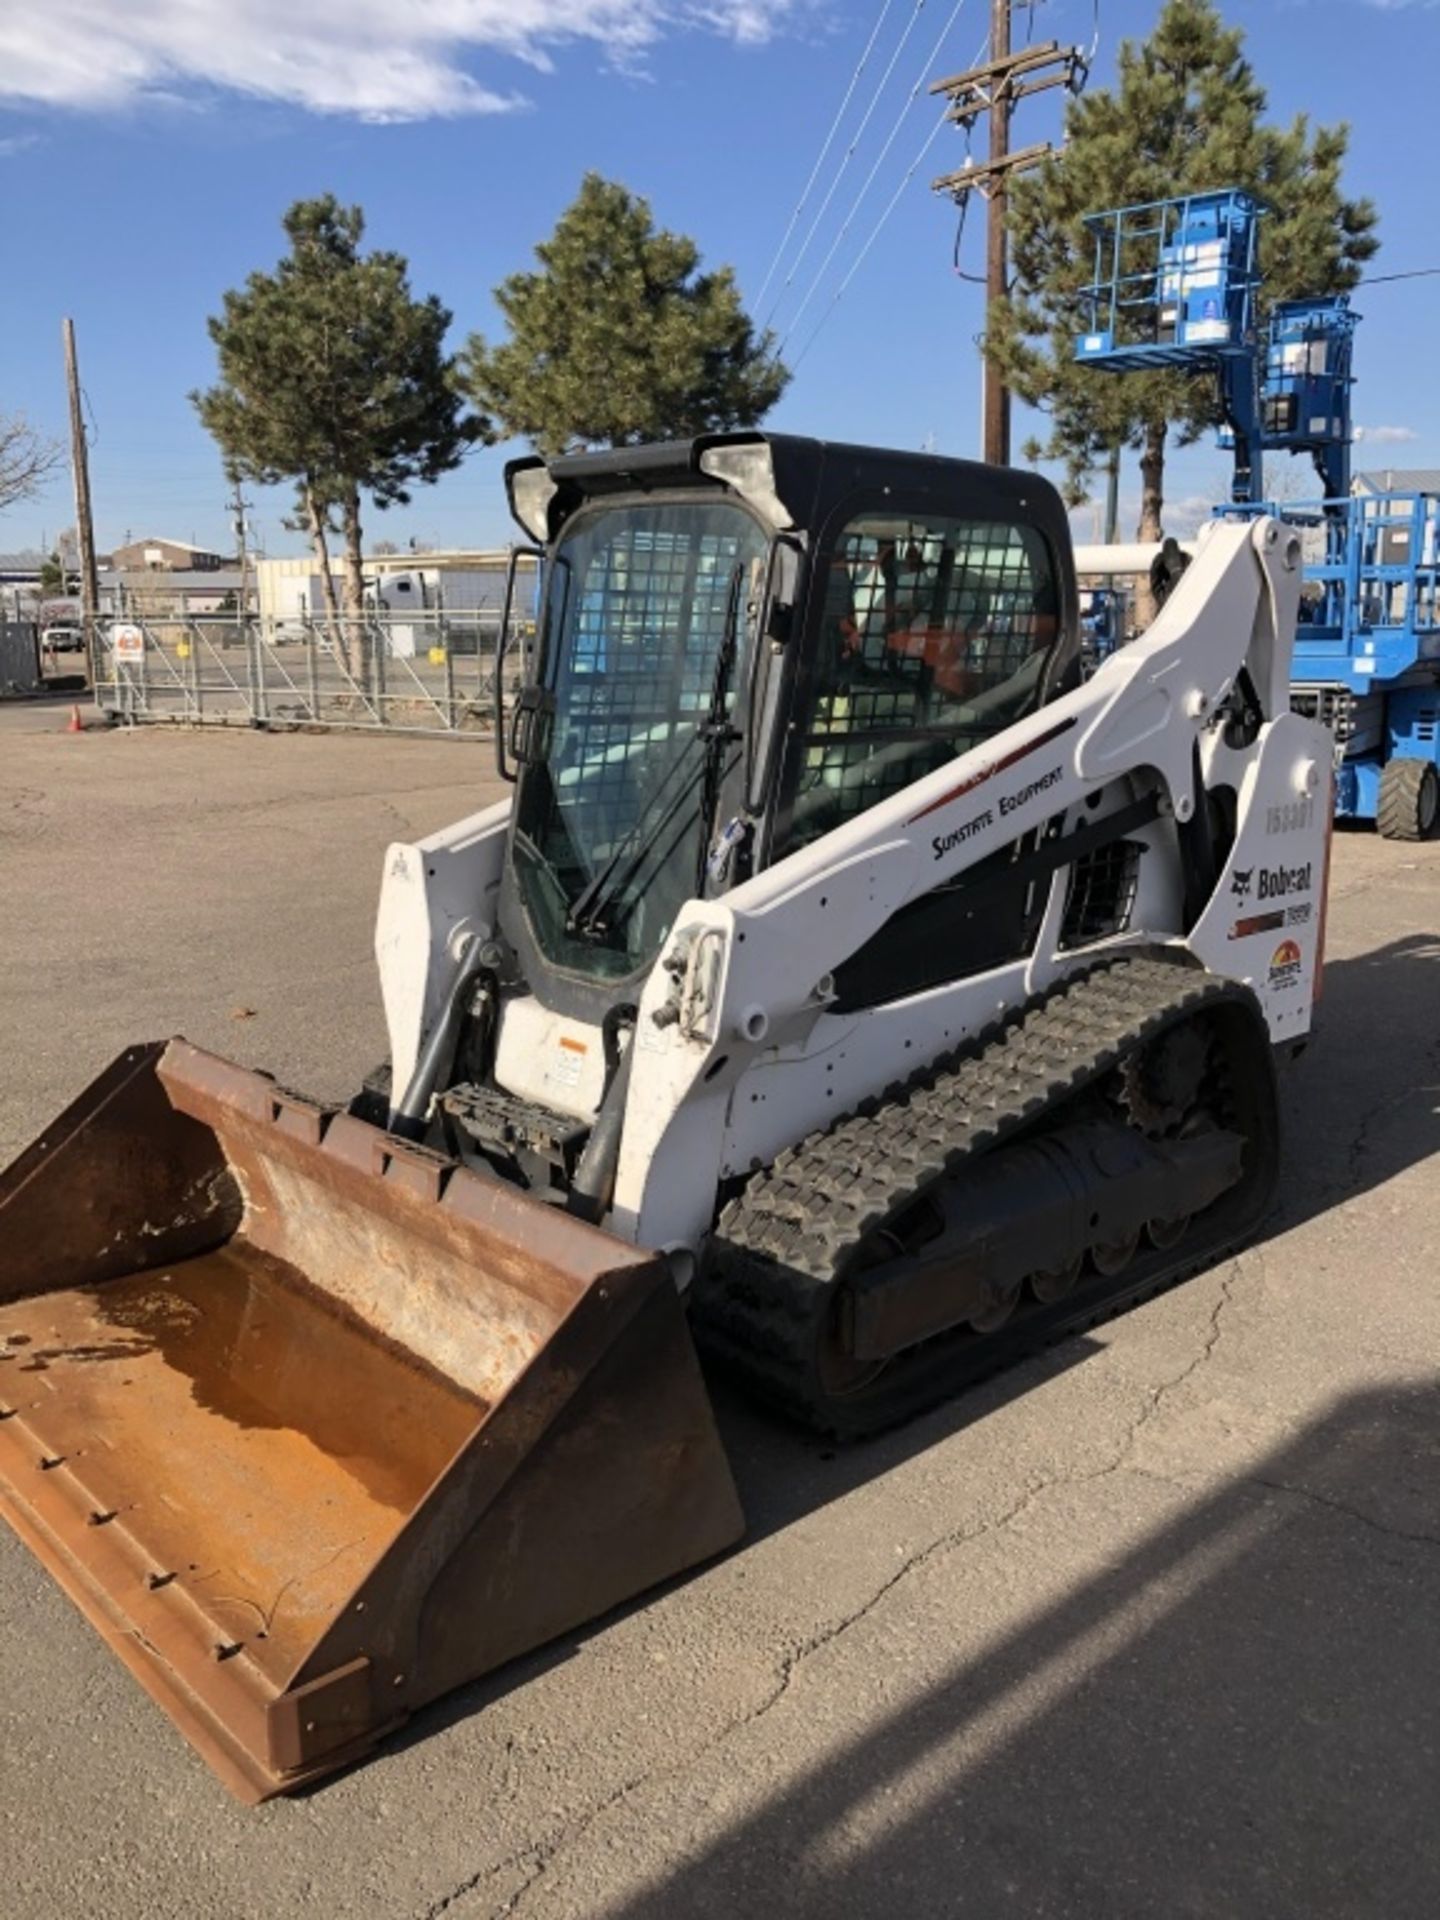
[67,704,84,734]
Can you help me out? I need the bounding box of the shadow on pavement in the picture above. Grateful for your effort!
[725,933,1440,1547]
[606,1385,1440,1919]
[1275,932,1440,1229]
[384,936,1440,1827]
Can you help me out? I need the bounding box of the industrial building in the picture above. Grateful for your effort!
[109,536,230,572]
[253,548,534,652]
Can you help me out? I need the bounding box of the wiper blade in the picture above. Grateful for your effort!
[566,734,707,937]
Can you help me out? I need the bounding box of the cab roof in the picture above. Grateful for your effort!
[506,432,1071,562]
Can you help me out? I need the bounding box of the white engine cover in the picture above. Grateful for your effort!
[491,997,608,1118]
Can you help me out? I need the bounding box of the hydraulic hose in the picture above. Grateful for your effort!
[388,933,487,1142]
[568,1014,636,1223]
[1178,739,1219,933]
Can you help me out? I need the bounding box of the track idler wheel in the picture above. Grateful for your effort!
[1089,1228,1141,1277]
[1029,1253,1082,1304]
[1145,1214,1191,1252]
[968,1276,1023,1334]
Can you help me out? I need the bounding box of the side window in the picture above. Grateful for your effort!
[784,510,1060,850]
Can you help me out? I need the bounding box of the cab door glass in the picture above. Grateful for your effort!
[783,511,1061,852]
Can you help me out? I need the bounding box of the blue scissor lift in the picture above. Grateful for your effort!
[1074,189,1440,839]
[1079,585,1131,669]
[1077,191,1267,501]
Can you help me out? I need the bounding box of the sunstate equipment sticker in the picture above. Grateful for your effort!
[910,716,1077,828]
[1267,939,1304,990]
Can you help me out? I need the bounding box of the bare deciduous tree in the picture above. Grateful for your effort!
[0,411,64,514]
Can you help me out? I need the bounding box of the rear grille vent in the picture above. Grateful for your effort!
[1061,839,1142,948]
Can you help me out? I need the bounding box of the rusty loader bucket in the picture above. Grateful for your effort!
[0,1041,742,1802]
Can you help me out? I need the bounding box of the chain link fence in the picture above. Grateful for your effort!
[92,609,523,735]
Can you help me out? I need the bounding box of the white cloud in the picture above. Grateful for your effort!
[1161,493,1219,538]
[1067,490,1218,542]
[0,131,41,155]
[1354,424,1420,444]
[0,2,801,122]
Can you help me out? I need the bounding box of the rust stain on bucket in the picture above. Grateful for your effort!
[0,1040,744,1800]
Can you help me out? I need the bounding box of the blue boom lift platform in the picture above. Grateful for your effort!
[1075,188,1439,840]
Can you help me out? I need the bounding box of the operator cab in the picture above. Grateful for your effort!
[496,433,1081,1024]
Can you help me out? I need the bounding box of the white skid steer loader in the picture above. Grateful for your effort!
[0,435,1331,1798]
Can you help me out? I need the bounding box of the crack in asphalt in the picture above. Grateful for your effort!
[1243,1474,1440,1552]
[376,795,425,838]
[1125,1454,1440,1557]
[415,1262,1250,1920]
[417,1754,669,1920]
[1344,1028,1440,1191]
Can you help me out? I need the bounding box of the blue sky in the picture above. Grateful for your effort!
[1,0,1436,560]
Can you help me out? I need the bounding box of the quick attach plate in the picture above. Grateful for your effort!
[440,1081,590,1177]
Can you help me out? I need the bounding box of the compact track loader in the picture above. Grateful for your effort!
[0,436,1332,1799]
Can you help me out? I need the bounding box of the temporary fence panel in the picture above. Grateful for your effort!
[0,617,41,695]
[93,612,526,737]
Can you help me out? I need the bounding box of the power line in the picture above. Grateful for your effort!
[789,105,956,372]
[1358,266,1440,287]
[780,0,972,349]
[951,185,986,284]
[787,22,991,372]
[752,0,899,314]
[1014,0,1103,60]
[931,3,1092,463]
[765,0,933,331]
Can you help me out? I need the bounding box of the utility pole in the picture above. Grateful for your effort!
[931,8,1088,466]
[228,470,264,715]
[229,471,254,613]
[983,0,1012,467]
[62,317,101,672]
[1103,445,1121,545]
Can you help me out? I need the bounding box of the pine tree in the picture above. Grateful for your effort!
[464,174,788,456]
[194,197,484,672]
[992,0,1378,553]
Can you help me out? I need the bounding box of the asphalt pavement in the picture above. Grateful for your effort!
[2,706,1437,1918]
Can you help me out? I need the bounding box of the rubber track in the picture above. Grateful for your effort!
[693,951,1269,1435]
